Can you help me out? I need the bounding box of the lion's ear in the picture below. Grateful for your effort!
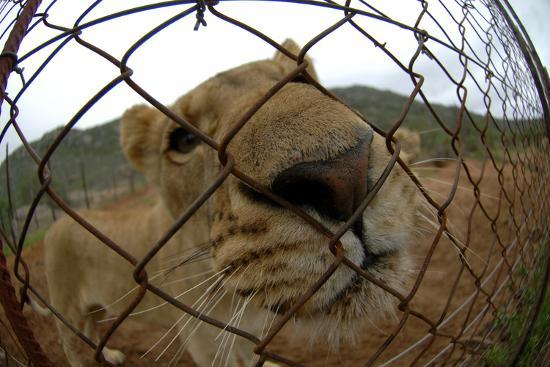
[394,128,421,163]
[274,39,319,81]
[120,104,164,183]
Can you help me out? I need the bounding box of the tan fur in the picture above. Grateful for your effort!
[44,39,421,366]
[394,128,421,162]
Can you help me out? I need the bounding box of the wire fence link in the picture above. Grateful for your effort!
[0,0,548,366]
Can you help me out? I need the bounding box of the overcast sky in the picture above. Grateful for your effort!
[0,0,548,158]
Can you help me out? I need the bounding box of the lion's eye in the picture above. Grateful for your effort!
[169,128,200,154]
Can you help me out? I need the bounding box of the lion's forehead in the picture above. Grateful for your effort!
[214,60,285,88]
[210,87,369,185]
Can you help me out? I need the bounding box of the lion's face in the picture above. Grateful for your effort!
[121,41,419,341]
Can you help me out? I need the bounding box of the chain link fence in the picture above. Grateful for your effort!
[0,0,548,366]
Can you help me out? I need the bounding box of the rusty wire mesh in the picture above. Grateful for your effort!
[0,0,549,366]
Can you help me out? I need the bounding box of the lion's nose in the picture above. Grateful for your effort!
[272,131,373,222]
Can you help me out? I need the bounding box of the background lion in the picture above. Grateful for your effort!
[41,39,421,366]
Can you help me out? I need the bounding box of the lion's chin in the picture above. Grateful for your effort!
[250,250,401,346]
[264,250,385,316]
[221,234,406,343]
[263,287,381,348]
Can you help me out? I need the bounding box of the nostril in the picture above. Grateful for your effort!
[272,172,338,220]
[271,130,373,223]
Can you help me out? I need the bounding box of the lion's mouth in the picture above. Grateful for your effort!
[263,250,386,317]
[231,180,393,317]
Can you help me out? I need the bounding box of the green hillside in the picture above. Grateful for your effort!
[0,119,140,225]
[332,85,505,159]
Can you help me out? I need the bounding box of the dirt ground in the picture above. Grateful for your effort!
[0,160,540,366]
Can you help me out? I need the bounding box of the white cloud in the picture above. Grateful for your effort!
[1,0,547,158]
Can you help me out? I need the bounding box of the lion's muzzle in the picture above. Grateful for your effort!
[271,129,373,224]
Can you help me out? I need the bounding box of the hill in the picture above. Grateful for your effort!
[0,85,502,216]
[331,85,503,158]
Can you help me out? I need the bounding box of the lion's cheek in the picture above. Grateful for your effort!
[159,156,206,218]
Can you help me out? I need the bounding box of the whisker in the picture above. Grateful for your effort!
[445,230,488,266]
[417,176,500,201]
[153,253,211,277]
[215,287,256,342]
[420,203,467,243]
[417,211,441,229]
[214,299,244,341]
[215,265,252,342]
[214,290,257,367]
[156,248,212,280]
[87,269,167,315]
[169,287,231,366]
[230,264,251,315]
[410,166,442,170]
[168,289,230,366]
[162,269,215,286]
[363,308,386,335]
[140,313,187,360]
[213,295,243,365]
[419,213,487,267]
[156,239,214,263]
[417,186,469,218]
[415,224,435,236]
[264,302,280,339]
[222,333,237,367]
[143,280,224,361]
[162,289,228,366]
[223,292,256,367]
[160,281,230,364]
[169,343,188,367]
[416,212,471,267]
[98,248,212,314]
[420,201,488,266]
[165,267,243,365]
[100,266,229,323]
[214,317,232,367]
[409,157,460,167]
[140,269,229,359]
[92,253,212,316]
[405,268,449,275]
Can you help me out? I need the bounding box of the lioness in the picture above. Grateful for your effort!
[43,40,420,366]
